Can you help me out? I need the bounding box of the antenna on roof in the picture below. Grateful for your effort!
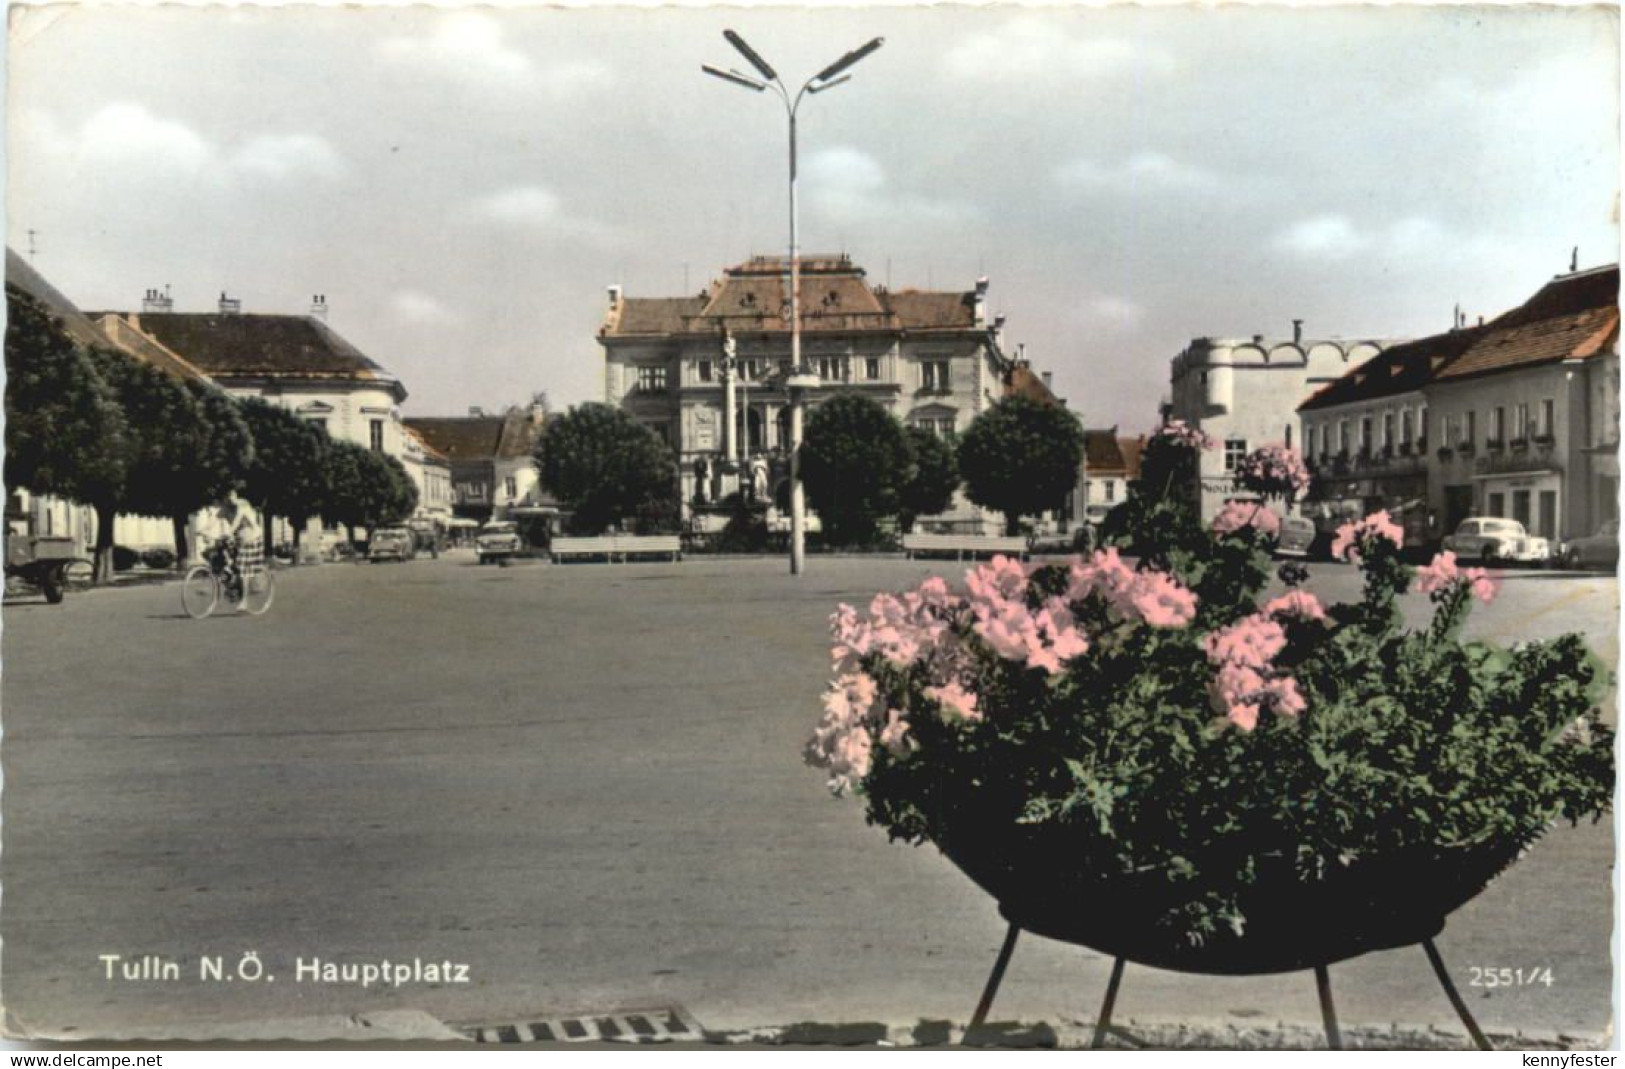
[25,229,39,261]
[1570,246,1579,273]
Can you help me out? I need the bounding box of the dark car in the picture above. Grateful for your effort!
[1560,519,1619,570]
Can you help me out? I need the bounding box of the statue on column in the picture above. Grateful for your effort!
[750,454,770,503]
[693,456,711,505]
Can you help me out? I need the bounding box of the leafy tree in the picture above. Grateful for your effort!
[798,393,913,547]
[321,441,418,546]
[3,284,130,512]
[85,348,206,582]
[534,403,677,535]
[957,395,1084,535]
[239,398,331,557]
[153,381,254,564]
[898,426,959,533]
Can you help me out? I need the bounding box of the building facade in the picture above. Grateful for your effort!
[1166,331,1390,521]
[404,403,547,525]
[597,255,1018,531]
[1424,265,1619,542]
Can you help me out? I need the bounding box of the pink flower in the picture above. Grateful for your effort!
[1212,500,1282,538]
[805,671,884,795]
[1204,616,1287,669]
[1126,572,1199,629]
[1225,701,1261,732]
[1331,510,1405,562]
[1068,549,1197,629]
[1265,676,1306,718]
[1467,569,1499,602]
[878,709,916,757]
[925,681,983,723]
[1262,590,1328,622]
[1234,443,1312,501]
[1417,550,1499,604]
[1156,420,1218,451]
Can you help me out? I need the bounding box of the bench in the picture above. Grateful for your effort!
[551,535,682,563]
[902,532,1030,561]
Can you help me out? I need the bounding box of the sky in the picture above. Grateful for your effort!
[6,3,1619,430]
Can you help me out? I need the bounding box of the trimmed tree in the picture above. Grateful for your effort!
[85,347,207,582]
[799,392,913,547]
[240,398,331,558]
[322,441,418,547]
[155,381,255,565]
[897,425,959,533]
[4,283,130,519]
[535,403,677,535]
[957,395,1085,535]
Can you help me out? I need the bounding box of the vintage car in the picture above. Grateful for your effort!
[1275,515,1317,559]
[368,527,415,563]
[475,520,523,565]
[1559,519,1619,571]
[1441,517,1552,565]
[4,531,92,603]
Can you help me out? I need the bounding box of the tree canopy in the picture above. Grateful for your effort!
[239,397,331,539]
[898,425,959,533]
[798,392,914,546]
[957,395,1084,535]
[3,283,129,508]
[322,440,418,538]
[535,403,676,535]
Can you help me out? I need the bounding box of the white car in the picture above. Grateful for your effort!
[475,521,523,565]
[1441,517,1552,565]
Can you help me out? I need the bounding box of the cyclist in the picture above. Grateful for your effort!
[203,499,261,604]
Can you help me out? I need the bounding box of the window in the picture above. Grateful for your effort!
[1417,406,1428,447]
[698,360,713,383]
[1337,420,1349,454]
[914,415,955,439]
[922,360,951,393]
[1103,481,1116,503]
[1538,399,1555,439]
[1489,406,1505,444]
[370,419,385,453]
[1382,413,1394,450]
[1318,424,1329,459]
[1224,437,1247,473]
[818,356,848,382]
[1399,410,1412,446]
[505,475,518,501]
[1359,416,1373,455]
[1285,424,1293,450]
[1513,403,1529,442]
[636,365,668,392]
[307,417,327,434]
[738,359,761,382]
[1465,410,1477,446]
[865,357,881,381]
[1488,492,1505,517]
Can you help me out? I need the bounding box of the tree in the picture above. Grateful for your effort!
[321,441,418,546]
[799,392,913,546]
[897,426,959,533]
[85,348,207,582]
[239,398,331,557]
[4,284,130,512]
[534,403,677,535]
[957,395,1085,535]
[154,381,254,564]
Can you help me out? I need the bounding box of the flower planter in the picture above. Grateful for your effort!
[937,815,1525,976]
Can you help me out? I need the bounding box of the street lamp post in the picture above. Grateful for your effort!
[703,31,884,575]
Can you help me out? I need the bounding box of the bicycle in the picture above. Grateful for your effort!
[182,537,275,619]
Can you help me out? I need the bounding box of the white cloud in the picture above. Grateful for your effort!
[75,103,213,174]
[473,185,562,227]
[1273,214,1489,266]
[944,20,1174,84]
[1272,215,1368,260]
[230,134,348,182]
[803,146,976,227]
[1084,295,1145,328]
[379,12,610,95]
[391,290,460,325]
[1054,152,1219,194]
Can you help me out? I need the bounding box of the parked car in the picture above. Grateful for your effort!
[475,520,523,565]
[1559,519,1619,570]
[1441,517,1553,566]
[1275,515,1317,559]
[368,527,415,563]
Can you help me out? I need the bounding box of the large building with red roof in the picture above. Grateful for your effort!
[1300,263,1618,544]
[597,254,1023,530]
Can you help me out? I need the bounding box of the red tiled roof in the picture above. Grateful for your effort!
[1083,429,1127,472]
[95,312,404,398]
[1003,364,1057,404]
[1299,325,1486,411]
[1436,266,1618,382]
[1118,436,1144,479]
[405,410,543,462]
[601,257,982,338]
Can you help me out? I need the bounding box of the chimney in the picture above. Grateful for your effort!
[141,286,173,314]
[1252,334,1265,344]
[1041,371,1054,390]
[1292,319,1304,345]
[468,405,485,418]
[973,276,990,326]
[1571,246,1579,273]
[607,284,623,308]
[529,391,549,423]
[218,291,242,315]
[309,294,328,321]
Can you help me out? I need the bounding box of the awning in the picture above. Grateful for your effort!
[447,518,481,528]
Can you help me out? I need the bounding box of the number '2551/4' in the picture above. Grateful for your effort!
[1469,966,1553,988]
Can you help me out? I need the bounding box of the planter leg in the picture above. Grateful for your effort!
[1315,965,1342,1050]
[1091,956,1127,1049]
[964,923,1021,1039]
[1422,938,1493,1051]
